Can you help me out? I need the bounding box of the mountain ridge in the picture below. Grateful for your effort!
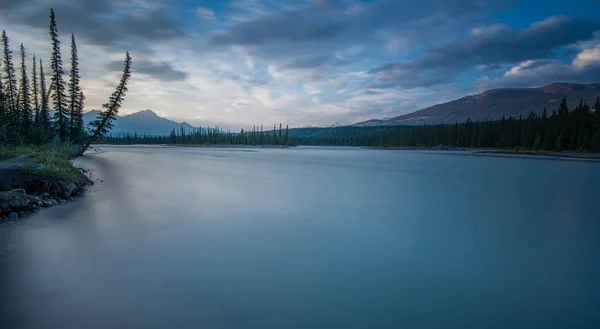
[354,82,600,126]
[83,109,195,136]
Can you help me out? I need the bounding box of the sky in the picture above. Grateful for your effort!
[2,0,600,129]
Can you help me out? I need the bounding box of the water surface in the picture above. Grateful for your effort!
[1,146,599,329]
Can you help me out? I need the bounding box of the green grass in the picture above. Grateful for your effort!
[21,144,85,185]
[0,145,38,161]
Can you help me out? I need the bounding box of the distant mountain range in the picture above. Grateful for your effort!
[354,83,600,126]
[83,109,195,136]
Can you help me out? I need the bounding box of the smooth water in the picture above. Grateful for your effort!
[1,146,599,329]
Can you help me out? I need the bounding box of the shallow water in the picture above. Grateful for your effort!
[1,145,599,329]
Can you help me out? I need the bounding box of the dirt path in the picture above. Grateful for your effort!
[0,153,35,169]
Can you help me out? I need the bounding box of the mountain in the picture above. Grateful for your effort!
[83,109,195,135]
[354,83,600,126]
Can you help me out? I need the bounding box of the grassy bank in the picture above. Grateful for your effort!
[22,144,86,185]
[0,144,90,219]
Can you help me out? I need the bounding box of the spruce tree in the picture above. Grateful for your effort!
[557,98,569,118]
[0,66,5,143]
[2,30,18,120]
[533,132,542,150]
[38,58,51,140]
[82,51,131,155]
[68,34,83,143]
[49,8,69,142]
[73,90,85,140]
[554,132,564,152]
[19,43,32,137]
[32,53,39,123]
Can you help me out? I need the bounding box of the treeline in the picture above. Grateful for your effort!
[294,98,600,152]
[1,9,131,155]
[103,97,600,152]
[105,124,293,146]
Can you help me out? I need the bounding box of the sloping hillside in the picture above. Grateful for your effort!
[355,83,600,126]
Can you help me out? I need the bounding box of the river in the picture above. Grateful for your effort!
[1,145,599,329]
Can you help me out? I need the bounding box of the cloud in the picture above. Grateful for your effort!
[474,43,600,89]
[196,7,215,21]
[107,59,187,81]
[0,0,186,52]
[370,16,600,88]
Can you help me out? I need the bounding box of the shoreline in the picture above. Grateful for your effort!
[165,144,296,149]
[362,146,600,161]
[0,148,93,220]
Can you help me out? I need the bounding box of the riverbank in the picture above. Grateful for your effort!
[363,146,600,161]
[0,145,92,219]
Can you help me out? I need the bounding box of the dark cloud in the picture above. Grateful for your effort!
[0,0,186,51]
[205,0,510,63]
[370,16,600,88]
[107,59,187,81]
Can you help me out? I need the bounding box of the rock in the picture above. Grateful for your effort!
[43,200,56,207]
[8,199,29,209]
[8,212,18,220]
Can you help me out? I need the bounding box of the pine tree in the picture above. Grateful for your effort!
[0,65,5,143]
[32,53,39,124]
[49,8,69,142]
[38,58,51,140]
[557,98,569,118]
[19,43,32,137]
[533,132,543,150]
[541,107,547,120]
[68,34,83,143]
[554,132,564,152]
[2,31,18,120]
[82,51,131,155]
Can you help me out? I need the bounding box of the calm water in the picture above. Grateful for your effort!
[1,146,599,329]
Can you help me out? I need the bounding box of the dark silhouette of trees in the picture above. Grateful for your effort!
[19,43,32,137]
[0,9,131,148]
[32,53,39,123]
[2,30,19,144]
[68,34,84,143]
[38,58,52,142]
[49,8,69,142]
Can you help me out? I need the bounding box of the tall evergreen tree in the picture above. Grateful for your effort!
[557,97,569,117]
[0,63,5,143]
[38,58,51,139]
[82,51,132,155]
[32,53,39,123]
[73,90,85,141]
[2,30,18,118]
[19,43,32,136]
[49,8,69,142]
[68,34,83,143]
